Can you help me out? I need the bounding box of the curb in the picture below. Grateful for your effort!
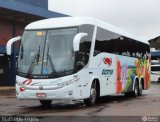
[0,87,15,91]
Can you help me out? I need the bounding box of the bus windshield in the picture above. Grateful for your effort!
[17,28,78,78]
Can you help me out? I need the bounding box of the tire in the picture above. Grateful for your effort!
[132,82,138,97]
[158,78,160,83]
[125,92,132,97]
[84,82,97,106]
[40,100,52,107]
[138,82,143,96]
[125,82,139,97]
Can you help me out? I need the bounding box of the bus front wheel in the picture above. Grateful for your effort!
[40,100,52,107]
[84,82,97,106]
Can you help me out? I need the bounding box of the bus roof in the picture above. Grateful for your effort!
[25,17,148,45]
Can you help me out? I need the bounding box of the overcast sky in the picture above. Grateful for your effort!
[48,0,160,41]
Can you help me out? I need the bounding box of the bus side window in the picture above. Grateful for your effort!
[77,24,94,70]
[94,27,120,55]
[77,51,85,70]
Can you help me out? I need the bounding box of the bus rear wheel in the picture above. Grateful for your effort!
[132,82,139,97]
[158,78,160,83]
[40,100,52,107]
[138,82,143,96]
[84,82,97,106]
[125,82,139,97]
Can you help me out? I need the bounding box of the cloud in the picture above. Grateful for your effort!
[49,0,160,40]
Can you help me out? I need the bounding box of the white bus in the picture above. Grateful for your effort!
[7,17,150,106]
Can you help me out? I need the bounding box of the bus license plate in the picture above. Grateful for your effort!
[36,93,46,98]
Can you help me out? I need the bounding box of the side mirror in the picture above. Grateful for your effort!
[6,36,21,55]
[73,33,88,51]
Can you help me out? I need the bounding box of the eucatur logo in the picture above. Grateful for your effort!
[103,57,112,67]
[20,79,32,92]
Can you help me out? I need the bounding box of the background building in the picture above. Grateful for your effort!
[0,0,67,86]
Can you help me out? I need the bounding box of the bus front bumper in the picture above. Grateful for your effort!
[16,84,78,100]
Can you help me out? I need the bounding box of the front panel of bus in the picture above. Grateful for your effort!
[16,24,94,100]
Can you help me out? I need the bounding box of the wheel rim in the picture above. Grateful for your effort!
[90,88,97,103]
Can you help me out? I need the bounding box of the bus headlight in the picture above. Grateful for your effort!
[57,80,75,87]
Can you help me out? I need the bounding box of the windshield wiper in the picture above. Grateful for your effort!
[36,46,40,65]
[20,44,24,60]
[45,46,57,75]
[46,46,50,65]
[26,46,41,78]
